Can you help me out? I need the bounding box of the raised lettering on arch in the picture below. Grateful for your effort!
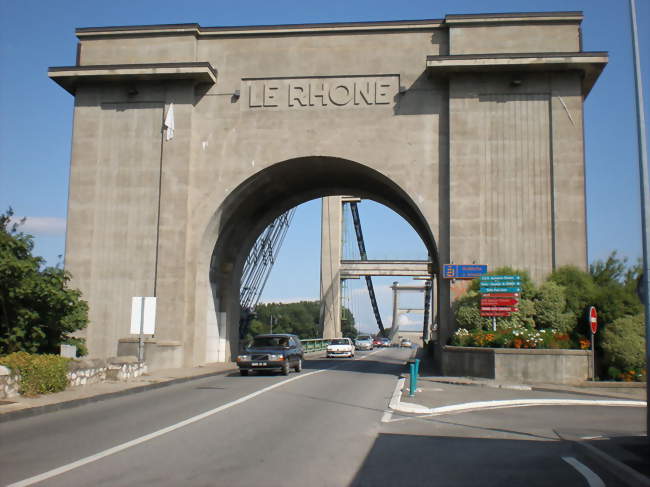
[243,75,399,110]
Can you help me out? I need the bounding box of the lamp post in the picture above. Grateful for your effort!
[628,0,649,439]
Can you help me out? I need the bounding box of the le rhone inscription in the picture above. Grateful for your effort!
[243,76,399,110]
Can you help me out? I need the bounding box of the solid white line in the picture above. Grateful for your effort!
[390,398,646,418]
[7,369,326,487]
[389,377,405,410]
[562,457,605,487]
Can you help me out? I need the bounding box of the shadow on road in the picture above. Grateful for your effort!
[348,433,615,487]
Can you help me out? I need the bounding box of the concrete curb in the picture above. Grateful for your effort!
[557,433,650,487]
[0,367,237,423]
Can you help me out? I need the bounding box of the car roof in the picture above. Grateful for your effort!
[255,333,297,338]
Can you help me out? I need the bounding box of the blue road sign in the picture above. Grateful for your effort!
[480,275,521,282]
[443,264,487,279]
[480,287,522,293]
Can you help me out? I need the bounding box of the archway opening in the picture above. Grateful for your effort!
[203,156,439,362]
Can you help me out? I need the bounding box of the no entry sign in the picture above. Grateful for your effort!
[588,306,598,334]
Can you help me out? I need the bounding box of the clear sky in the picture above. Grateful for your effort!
[1,0,648,334]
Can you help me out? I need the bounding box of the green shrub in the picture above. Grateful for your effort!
[600,313,646,379]
[0,351,70,395]
[533,281,574,333]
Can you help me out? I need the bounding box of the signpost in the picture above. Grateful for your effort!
[588,306,597,381]
[479,275,522,330]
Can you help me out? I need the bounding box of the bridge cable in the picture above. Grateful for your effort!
[239,208,296,339]
[348,202,386,336]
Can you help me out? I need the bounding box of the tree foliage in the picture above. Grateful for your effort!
[244,300,357,343]
[0,209,88,355]
[600,313,646,377]
[452,254,645,379]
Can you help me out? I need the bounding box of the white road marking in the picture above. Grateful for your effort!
[8,369,326,487]
[389,398,646,420]
[381,410,393,423]
[358,349,383,360]
[562,457,605,487]
[389,377,405,410]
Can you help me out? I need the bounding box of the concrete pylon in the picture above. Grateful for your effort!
[319,196,342,339]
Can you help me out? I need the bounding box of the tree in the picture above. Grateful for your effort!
[600,313,646,378]
[533,281,574,333]
[0,208,89,355]
[246,300,357,343]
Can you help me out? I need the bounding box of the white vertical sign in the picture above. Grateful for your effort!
[130,297,157,334]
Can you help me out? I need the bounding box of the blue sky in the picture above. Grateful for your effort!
[1,0,648,333]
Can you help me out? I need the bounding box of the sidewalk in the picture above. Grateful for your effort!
[0,361,237,422]
[0,349,328,421]
[396,350,649,487]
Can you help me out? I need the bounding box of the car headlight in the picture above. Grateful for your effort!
[267,354,284,361]
[237,354,251,361]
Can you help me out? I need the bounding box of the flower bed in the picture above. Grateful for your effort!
[450,327,588,350]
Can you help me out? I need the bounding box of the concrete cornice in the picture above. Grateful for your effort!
[73,12,584,39]
[444,11,583,25]
[75,19,444,38]
[426,52,608,97]
[48,62,218,94]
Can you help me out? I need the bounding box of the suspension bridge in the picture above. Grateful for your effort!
[239,196,433,343]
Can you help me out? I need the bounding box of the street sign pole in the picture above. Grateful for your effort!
[628,0,650,442]
[492,316,496,332]
[138,297,145,363]
[591,330,596,382]
[588,307,598,382]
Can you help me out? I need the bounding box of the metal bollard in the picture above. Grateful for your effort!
[409,359,420,397]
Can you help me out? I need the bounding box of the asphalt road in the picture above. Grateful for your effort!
[0,347,645,486]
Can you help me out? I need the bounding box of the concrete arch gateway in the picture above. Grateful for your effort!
[50,12,607,369]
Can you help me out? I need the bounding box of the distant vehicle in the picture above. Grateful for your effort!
[400,338,413,348]
[372,337,383,347]
[237,334,303,376]
[378,337,391,347]
[355,335,373,351]
[326,338,355,358]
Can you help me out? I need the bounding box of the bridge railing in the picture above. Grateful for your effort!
[301,339,330,353]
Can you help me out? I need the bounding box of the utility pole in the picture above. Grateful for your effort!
[628,0,649,439]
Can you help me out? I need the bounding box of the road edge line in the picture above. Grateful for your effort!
[6,369,326,487]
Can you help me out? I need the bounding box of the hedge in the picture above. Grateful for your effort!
[0,351,70,395]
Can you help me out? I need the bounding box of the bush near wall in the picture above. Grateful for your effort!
[601,313,647,382]
[451,257,646,381]
[0,351,70,395]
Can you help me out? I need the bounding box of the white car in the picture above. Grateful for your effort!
[326,338,355,358]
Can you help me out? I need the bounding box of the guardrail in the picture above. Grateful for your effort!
[301,339,330,353]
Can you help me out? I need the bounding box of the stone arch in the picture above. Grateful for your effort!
[193,155,439,364]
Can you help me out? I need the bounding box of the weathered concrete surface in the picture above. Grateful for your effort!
[443,346,592,384]
[49,12,606,369]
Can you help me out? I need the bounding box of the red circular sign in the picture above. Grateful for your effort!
[589,306,598,334]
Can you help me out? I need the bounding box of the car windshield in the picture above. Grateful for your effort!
[357,336,371,341]
[251,336,289,348]
[331,339,348,345]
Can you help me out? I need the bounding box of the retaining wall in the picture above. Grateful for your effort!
[0,356,147,399]
[443,346,591,384]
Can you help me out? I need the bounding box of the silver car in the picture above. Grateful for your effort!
[355,335,373,351]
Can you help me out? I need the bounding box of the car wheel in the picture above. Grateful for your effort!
[294,357,302,372]
[282,361,290,376]
[240,369,249,376]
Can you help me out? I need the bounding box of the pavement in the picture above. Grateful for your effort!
[392,349,649,487]
[1,347,647,486]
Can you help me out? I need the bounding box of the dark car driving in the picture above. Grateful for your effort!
[236,334,304,376]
